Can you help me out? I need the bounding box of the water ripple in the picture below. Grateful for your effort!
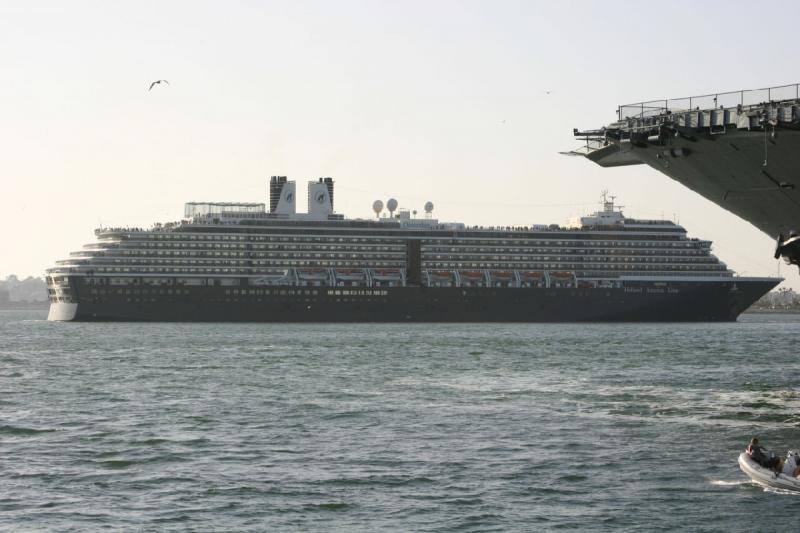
[2,311,800,530]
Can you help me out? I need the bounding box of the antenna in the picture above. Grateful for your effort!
[372,200,384,219]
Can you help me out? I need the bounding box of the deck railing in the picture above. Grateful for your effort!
[618,83,800,120]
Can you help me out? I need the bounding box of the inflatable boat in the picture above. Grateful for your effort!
[738,452,800,492]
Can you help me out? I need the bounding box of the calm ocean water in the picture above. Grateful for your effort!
[3,310,800,531]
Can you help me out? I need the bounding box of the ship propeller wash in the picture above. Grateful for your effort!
[46,177,778,321]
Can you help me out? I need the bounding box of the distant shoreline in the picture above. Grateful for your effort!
[0,303,49,311]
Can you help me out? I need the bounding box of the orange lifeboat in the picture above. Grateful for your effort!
[373,268,402,279]
[335,268,365,280]
[297,268,329,280]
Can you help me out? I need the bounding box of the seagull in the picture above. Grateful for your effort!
[148,79,169,91]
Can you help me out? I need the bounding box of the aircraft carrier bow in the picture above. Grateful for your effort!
[570,83,800,270]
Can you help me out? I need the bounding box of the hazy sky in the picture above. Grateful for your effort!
[2,0,798,288]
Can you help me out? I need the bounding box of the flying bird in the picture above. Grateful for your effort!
[148,79,169,91]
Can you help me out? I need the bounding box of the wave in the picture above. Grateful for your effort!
[302,502,352,511]
[763,486,800,496]
[0,425,55,436]
[97,459,141,469]
[709,480,748,486]
[314,475,436,487]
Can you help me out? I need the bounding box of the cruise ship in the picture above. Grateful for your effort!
[46,177,779,322]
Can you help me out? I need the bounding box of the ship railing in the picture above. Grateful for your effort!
[618,82,800,120]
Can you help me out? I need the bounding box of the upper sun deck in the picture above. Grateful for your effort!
[184,202,265,218]
[92,184,688,242]
[91,200,690,242]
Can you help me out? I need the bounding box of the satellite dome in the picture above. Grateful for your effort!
[387,198,398,214]
[424,201,434,213]
[372,200,384,218]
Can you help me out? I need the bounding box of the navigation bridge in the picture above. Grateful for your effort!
[569,83,800,270]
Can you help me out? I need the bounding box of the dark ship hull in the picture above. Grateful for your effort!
[47,278,777,322]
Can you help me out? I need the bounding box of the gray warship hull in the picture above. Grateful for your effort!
[573,83,800,266]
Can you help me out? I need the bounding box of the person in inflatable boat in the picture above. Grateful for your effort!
[746,437,800,476]
[782,451,800,477]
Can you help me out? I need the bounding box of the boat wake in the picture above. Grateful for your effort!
[709,479,749,486]
[763,486,800,496]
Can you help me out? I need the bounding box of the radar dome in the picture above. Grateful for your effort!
[387,198,398,215]
[424,201,434,213]
[372,200,384,218]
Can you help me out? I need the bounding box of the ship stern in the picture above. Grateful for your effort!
[45,274,81,321]
[47,302,79,321]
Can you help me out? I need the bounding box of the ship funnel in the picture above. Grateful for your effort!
[270,176,296,215]
[323,177,334,211]
[269,176,287,212]
[308,179,333,217]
